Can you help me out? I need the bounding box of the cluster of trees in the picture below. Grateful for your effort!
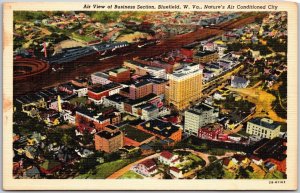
[14,11,48,21]
[272,71,287,119]
[198,161,224,179]
[223,94,255,113]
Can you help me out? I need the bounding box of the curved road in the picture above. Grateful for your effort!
[106,149,235,179]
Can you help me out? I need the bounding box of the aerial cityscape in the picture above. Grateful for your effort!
[13,11,287,180]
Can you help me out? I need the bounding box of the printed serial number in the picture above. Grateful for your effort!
[269,180,286,184]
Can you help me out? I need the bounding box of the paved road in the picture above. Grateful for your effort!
[107,149,235,179]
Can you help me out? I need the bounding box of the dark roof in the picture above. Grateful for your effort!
[248,118,281,130]
[24,166,40,177]
[140,144,153,150]
[124,93,158,106]
[135,75,168,85]
[231,76,248,84]
[120,87,130,93]
[89,82,121,93]
[133,80,152,88]
[105,94,128,103]
[105,124,119,130]
[139,119,180,138]
[96,130,122,140]
[76,106,116,121]
[120,125,154,143]
[188,103,215,115]
[195,50,217,57]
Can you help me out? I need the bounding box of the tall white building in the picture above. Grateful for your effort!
[184,103,219,136]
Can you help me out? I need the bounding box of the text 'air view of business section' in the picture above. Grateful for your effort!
[11,8,289,181]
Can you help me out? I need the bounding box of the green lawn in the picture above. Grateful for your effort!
[74,159,136,179]
[72,32,98,43]
[118,170,144,179]
[223,169,236,179]
[264,170,285,179]
[187,154,202,162]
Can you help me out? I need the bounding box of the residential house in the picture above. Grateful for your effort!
[132,159,158,177]
[231,76,250,88]
[158,151,180,165]
[170,167,183,179]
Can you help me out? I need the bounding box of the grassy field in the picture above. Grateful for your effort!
[118,171,144,179]
[223,169,236,179]
[75,159,136,179]
[71,32,98,43]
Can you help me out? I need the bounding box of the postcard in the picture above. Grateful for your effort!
[2,1,298,190]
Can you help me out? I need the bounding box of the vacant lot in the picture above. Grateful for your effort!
[118,171,144,179]
[75,159,136,179]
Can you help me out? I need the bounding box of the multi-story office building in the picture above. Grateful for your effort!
[166,64,202,110]
[246,118,281,139]
[184,103,219,136]
[129,81,153,100]
[94,126,123,153]
[108,67,131,83]
[193,50,219,63]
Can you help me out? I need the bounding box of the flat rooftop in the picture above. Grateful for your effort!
[96,130,122,140]
[249,118,281,130]
[120,125,154,143]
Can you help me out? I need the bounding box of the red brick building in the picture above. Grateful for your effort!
[94,129,123,153]
[152,79,167,96]
[129,81,153,100]
[76,107,121,133]
[133,59,174,74]
[88,83,122,104]
[108,67,131,83]
[198,123,223,140]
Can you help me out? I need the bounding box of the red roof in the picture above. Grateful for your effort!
[223,158,230,166]
[147,166,157,172]
[170,167,180,173]
[160,151,173,160]
[171,157,180,163]
[140,159,156,168]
